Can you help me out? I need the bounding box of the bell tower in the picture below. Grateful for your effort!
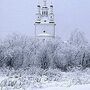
[34,0,56,39]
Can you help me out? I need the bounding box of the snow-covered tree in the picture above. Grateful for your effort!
[69,30,87,47]
[68,30,89,69]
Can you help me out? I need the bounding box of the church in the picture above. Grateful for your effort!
[34,0,56,39]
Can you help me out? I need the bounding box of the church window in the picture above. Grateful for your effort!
[43,31,46,33]
[51,16,52,18]
[43,39,45,42]
[44,11,46,15]
[44,20,46,22]
[42,12,44,15]
[46,11,48,16]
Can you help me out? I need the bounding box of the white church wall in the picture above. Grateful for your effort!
[35,23,55,37]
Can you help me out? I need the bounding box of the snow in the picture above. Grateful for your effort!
[38,33,51,37]
[33,84,90,90]
[0,69,90,90]
[0,64,90,90]
[0,68,90,90]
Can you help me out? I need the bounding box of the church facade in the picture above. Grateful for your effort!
[34,0,56,39]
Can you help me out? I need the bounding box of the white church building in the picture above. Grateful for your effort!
[34,0,56,39]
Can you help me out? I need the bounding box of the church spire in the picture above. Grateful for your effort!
[35,0,56,39]
[49,1,54,22]
[50,1,53,13]
[43,0,47,6]
[35,0,41,22]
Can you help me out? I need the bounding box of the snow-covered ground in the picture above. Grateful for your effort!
[0,68,90,90]
[33,84,90,90]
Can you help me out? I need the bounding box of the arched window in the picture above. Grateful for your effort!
[46,11,48,16]
[44,11,46,15]
[51,16,52,18]
[43,31,46,33]
[42,12,44,15]
[44,20,46,22]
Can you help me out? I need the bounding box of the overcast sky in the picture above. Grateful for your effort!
[0,0,90,41]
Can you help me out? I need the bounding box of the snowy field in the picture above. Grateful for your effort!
[33,84,90,90]
[0,68,90,90]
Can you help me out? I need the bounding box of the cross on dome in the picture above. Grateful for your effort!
[43,0,47,6]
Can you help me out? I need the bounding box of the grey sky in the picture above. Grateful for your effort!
[0,0,90,41]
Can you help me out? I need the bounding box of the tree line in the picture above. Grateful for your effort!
[0,30,90,71]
